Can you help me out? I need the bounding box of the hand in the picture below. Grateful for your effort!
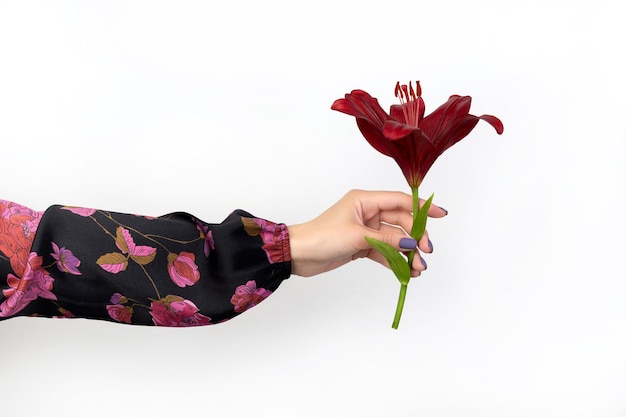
[287,189,448,277]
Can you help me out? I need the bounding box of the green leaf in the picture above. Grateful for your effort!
[365,236,411,285]
[410,192,434,241]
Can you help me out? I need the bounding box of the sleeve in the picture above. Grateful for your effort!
[0,199,291,326]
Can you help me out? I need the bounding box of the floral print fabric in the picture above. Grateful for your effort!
[0,199,291,326]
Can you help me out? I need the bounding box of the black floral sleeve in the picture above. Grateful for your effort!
[0,199,291,326]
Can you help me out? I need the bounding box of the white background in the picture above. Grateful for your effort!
[1,1,624,416]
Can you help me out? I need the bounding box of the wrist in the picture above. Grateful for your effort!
[286,222,319,277]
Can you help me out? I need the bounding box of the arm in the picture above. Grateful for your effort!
[0,190,446,327]
[1,201,289,326]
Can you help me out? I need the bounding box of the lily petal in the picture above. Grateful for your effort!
[332,81,503,189]
[419,95,473,142]
[331,90,389,128]
[436,115,482,152]
[382,120,419,140]
[478,114,504,134]
[332,90,396,157]
[356,119,395,157]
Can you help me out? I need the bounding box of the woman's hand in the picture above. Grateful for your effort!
[288,189,447,277]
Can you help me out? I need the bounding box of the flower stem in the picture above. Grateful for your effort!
[411,186,420,232]
[407,187,420,266]
[394,187,421,329]
[392,283,408,329]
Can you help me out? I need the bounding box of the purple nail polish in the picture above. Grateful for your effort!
[440,207,448,215]
[399,237,417,249]
[427,239,434,252]
[420,257,428,270]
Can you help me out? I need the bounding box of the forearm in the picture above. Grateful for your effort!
[0,200,291,326]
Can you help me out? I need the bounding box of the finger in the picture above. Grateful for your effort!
[405,251,427,277]
[355,189,447,220]
[377,209,414,235]
[425,202,448,218]
[410,264,423,278]
[356,190,413,217]
[376,211,435,254]
[366,224,418,253]
[411,251,427,274]
[414,195,448,218]
[417,230,433,253]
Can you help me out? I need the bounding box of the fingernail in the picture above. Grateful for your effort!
[420,257,428,270]
[399,237,417,249]
[440,207,448,215]
[427,239,434,252]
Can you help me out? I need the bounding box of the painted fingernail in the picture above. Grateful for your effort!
[427,239,434,252]
[439,207,448,215]
[399,237,418,249]
[420,257,428,270]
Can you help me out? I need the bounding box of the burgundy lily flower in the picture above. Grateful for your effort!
[331,81,503,188]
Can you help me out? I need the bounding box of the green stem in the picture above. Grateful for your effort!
[407,187,420,266]
[392,283,408,329]
[394,187,420,329]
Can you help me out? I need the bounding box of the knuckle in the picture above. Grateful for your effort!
[381,233,395,246]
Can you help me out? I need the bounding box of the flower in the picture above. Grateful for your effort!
[167,252,200,287]
[149,295,211,327]
[109,293,127,305]
[230,280,272,313]
[0,252,57,317]
[106,304,133,324]
[331,81,503,188]
[0,200,42,276]
[332,80,504,329]
[50,242,82,275]
[194,219,215,257]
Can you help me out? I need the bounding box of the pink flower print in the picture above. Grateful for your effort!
[195,220,215,257]
[204,230,215,257]
[0,252,57,317]
[50,242,82,275]
[106,304,133,324]
[149,295,211,327]
[167,252,200,287]
[0,200,42,224]
[0,200,43,277]
[241,217,290,264]
[230,280,272,314]
[109,293,127,305]
[61,206,96,217]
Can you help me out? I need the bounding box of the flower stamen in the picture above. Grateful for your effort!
[394,81,421,128]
